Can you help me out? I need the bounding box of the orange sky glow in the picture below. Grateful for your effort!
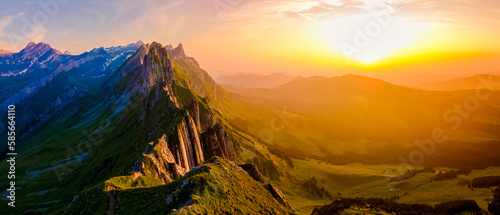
[1,0,500,84]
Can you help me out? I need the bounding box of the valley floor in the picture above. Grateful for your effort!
[235,130,498,214]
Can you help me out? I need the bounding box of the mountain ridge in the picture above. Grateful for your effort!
[0,40,296,214]
[0,41,144,153]
[418,74,500,91]
[216,72,297,89]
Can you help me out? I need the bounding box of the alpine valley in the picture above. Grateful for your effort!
[1,41,500,215]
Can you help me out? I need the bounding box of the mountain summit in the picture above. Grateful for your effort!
[111,42,176,95]
[171,43,187,60]
[20,42,60,59]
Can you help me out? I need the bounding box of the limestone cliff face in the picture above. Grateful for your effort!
[200,124,236,161]
[186,97,215,133]
[136,118,236,184]
[109,42,178,106]
[136,115,204,184]
[168,115,204,170]
[187,98,201,132]
[138,134,187,183]
[128,42,236,184]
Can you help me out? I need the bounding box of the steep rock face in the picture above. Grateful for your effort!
[134,114,206,184]
[139,134,187,183]
[200,124,236,161]
[187,98,201,131]
[111,42,179,106]
[168,115,204,170]
[171,43,187,61]
[122,42,236,185]
[136,116,237,184]
[136,119,237,184]
[186,97,216,132]
[239,163,265,183]
[265,184,294,210]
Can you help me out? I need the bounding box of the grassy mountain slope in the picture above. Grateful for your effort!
[0,42,297,215]
[63,157,295,215]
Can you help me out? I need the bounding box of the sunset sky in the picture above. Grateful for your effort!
[1,0,500,84]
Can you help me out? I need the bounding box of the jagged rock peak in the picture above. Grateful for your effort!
[171,43,187,60]
[164,44,174,50]
[17,42,61,60]
[22,42,53,53]
[135,40,145,46]
[143,41,175,84]
[123,41,176,94]
[54,49,71,55]
[25,42,37,49]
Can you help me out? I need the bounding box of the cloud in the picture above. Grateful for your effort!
[0,12,24,37]
[30,26,47,43]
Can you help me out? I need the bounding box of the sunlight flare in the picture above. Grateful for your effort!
[322,11,428,64]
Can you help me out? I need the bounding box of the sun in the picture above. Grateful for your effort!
[321,11,426,64]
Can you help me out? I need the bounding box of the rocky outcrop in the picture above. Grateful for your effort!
[136,119,237,184]
[136,117,238,184]
[123,42,237,185]
[237,162,292,210]
[170,43,187,61]
[120,42,175,95]
[200,124,236,161]
[186,98,216,133]
[168,116,204,170]
[138,134,187,183]
[239,163,265,183]
[136,114,206,184]
[265,184,294,210]
[187,98,201,131]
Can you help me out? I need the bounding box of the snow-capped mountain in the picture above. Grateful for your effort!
[0,41,144,138]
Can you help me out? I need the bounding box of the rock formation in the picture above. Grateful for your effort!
[265,184,294,210]
[128,42,237,184]
[138,135,187,183]
[200,124,236,161]
[239,163,265,183]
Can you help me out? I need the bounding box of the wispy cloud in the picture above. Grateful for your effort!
[0,12,24,37]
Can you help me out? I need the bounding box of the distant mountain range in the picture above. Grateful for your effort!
[0,41,145,141]
[0,49,11,55]
[418,74,500,91]
[224,73,500,165]
[215,72,298,89]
